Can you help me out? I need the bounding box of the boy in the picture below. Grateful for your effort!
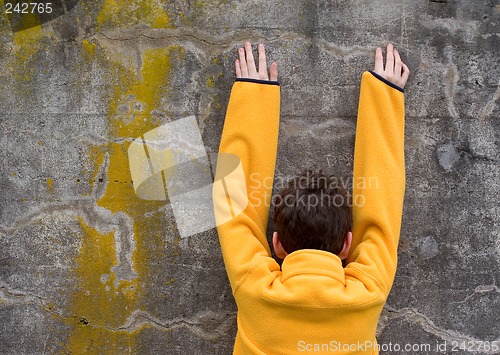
[213,42,409,354]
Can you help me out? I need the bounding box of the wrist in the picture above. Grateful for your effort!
[368,71,404,93]
[236,78,280,86]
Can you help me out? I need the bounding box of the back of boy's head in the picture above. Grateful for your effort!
[273,170,352,255]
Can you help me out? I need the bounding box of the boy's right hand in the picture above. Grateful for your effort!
[373,43,410,89]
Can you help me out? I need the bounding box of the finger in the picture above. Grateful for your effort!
[401,63,410,86]
[374,47,383,74]
[244,42,257,77]
[270,62,278,81]
[385,43,394,75]
[258,43,269,80]
[394,48,402,76]
[238,47,248,77]
[235,59,242,78]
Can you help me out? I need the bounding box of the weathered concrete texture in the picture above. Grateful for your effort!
[0,0,498,354]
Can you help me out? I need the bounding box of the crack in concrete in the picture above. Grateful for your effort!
[76,133,137,145]
[0,281,42,305]
[1,282,237,340]
[459,146,500,163]
[444,60,459,119]
[97,29,220,47]
[479,79,500,122]
[108,309,236,340]
[0,283,236,341]
[379,305,500,354]
[93,26,375,62]
[0,198,137,285]
[464,283,500,302]
[0,282,77,324]
[287,35,373,60]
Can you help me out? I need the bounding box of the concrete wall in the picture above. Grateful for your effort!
[0,0,498,353]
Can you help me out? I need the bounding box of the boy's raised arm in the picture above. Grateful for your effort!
[346,44,410,295]
[213,43,280,292]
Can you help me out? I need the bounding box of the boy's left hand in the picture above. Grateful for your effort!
[373,43,410,89]
[236,42,278,81]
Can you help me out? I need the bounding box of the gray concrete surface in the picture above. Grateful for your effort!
[0,0,499,354]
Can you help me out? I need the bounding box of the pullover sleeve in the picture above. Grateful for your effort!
[346,71,406,295]
[213,79,280,292]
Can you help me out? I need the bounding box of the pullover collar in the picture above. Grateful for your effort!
[280,249,345,285]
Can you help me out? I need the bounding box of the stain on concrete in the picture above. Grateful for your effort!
[436,142,461,171]
[414,235,440,259]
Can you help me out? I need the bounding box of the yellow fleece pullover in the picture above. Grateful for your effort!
[213,72,406,355]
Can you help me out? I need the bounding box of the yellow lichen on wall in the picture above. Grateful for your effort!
[10,15,50,81]
[96,0,172,29]
[67,218,138,353]
[46,177,54,192]
[69,36,184,352]
[81,38,96,59]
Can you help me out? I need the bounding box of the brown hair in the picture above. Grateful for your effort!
[273,170,352,255]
